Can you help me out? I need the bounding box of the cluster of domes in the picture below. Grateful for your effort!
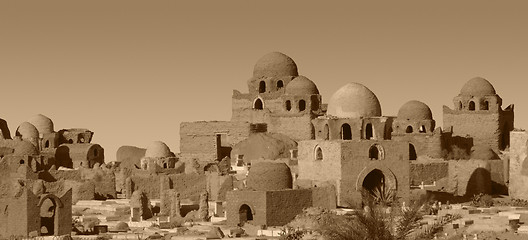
[253,52,299,78]
[285,76,319,95]
[460,77,496,96]
[144,141,172,159]
[397,100,433,120]
[327,83,382,119]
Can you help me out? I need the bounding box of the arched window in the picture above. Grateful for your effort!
[406,126,413,133]
[285,100,291,111]
[469,101,475,111]
[259,81,266,93]
[341,124,352,140]
[45,140,50,148]
[315,146,323,160]
[409,143,417,160]
[323,124,329,140]
[298,100,306,111]
[368,144,384,160]
[419,125,426,133]
[481,101,489,110]
[254,98,263,110]
[277,80,284,90]
[365,123,373,140]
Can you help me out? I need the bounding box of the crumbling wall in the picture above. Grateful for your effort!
[267,114,314,141]
[42,168,116,201]
[266,189,312,226]
[509,131,528,200]
[447,159,492,196]
[410,161,448,185]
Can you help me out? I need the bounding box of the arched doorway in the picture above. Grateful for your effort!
[341,124,352,140]
[362,169,385,196]
[409,143,417,160]
[365,123,373,140]
[469,101,475,111]
[40,198,57,235]
[239,204,253,224]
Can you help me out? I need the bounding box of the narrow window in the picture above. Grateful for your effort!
[369,145,379,160]
[481,101,489,110]
[315,147,323,160]
[254,98,263,110]
[459,101,462,110]
[298,100,306,111]
[259,81,266,93]
[45,140,50,148]
[20,160,25,164]
[285,100,291,111]
[366,123,373,140]
[406,126,413,133]
[419,125,426,133]
[409,143,417,160]
[469,101,475,111]
[277,80,284,90]
[341,124,352,140]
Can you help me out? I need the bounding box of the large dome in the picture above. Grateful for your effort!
[246,161,292,191]
[285,76,319,95]
[327,83,382,118]
[231,133,297,162]
[15,122,39,140]
[460,77,496,96]
[28,114,54,134]
[397,100,433,120]
[144,141,171,158]
[253,52,299,78]
[13,140,39,156]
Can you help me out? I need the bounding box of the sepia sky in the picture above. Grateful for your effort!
[1,0,528,161]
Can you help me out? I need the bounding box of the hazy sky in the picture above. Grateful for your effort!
[1,1,527,161]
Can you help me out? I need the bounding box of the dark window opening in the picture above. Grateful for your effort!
[419,125,426,133]
[406,126,413,133]
[362,169,385,197]
[259,81,266,93]
[254,99,263,110]
[277,80,283,90]
[163,163,167,168]
[481,101,489,110]
[366,123,373,140]
[315,147,323,160]
[409,143,417,160]
[341,124,352,140]
[285,100,291,111]
[459,101,463,110]
[79,137,85,143]
[45,140,50,148]
[469,101,475,111]
[68,139,73,144]
[20,159,24,164]
[239,204,253,224]
[323,124,329,140]
[369,145,380,160]
[299,100,306,111]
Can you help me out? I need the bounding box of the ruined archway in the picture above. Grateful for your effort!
[356,166,397,202]
[38,194,63,236]
[239,204,253,224]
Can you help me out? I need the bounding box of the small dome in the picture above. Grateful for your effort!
[13,140,39,156]
[113,222,129,232]
[28,114,54,134]
[144,141,171,158]
[327,83,382,118]
[253,52,299,78]
[15,122,39,140]
[460,77,496,96]
[246,161,292,191]
[285,76,319,95]
[397,100,433,120]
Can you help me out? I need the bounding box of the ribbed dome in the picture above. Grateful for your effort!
[397,100,433,120]
[285,76,319,95]
[460,77,496,96]
[16,122,39,140]
[13,140,39,156]
[144,141,171,158]
[253,52,299,78]
[327,83,382,118]
[28,114,54,134]
[246,161,292,191]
